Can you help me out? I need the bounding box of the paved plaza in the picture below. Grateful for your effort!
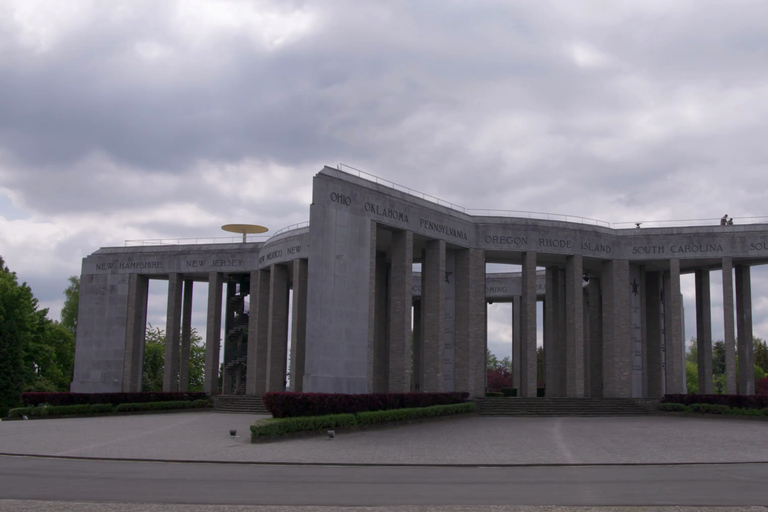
[2,411,768,466]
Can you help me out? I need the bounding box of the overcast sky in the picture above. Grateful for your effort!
[2,0,768,360]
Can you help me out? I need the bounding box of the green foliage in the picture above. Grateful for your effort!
[142,325,205,392]
[250,403,476,440]
[8,403,114,418]
[690,403,730,415]
[5,399,210,419]
[251,414,357,438]
[686,360,698,394]
[356,403,476,426]
[0,256,37,416]
[60,276,79,335]
[658,402,687,412]
[485,391,503,397]
[755,338,768,375]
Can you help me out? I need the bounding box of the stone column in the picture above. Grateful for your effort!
[204,272,223,395]
[602,259,631,397]
[565,255,585,397]
[368,223,383,392]
[221,282,236,394]
[163,273,183,392]
[422,240,446,392]
[722,258,737,393]
[389,230,413,393]
[644,271,664,397]
[455,248,486,397]
[544,267,563,397]
[412,299,422,391]
[290,259,308,392]
[512,295,522,390]
[179,279,194,392]
[123,274,149,392]
[664,259,685,394]
[586,278,603,397]
[246,268,270,396]
[267,264,290,392]
[520,251,538,397]
[371,251,388,392]
[695,269,714,394]
[736,265,755,395]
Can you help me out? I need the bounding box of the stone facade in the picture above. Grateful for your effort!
[71,166,768,398]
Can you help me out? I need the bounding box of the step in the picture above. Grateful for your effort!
[213,395,270,415]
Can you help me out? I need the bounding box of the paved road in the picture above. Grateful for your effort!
[2,412,768,510]
[2,455,768,507]
[3,412,768,465]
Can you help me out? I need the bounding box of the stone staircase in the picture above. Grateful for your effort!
[213,395,270,415]
[476,397,651,416]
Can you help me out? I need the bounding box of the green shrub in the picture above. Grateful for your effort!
[251,402,476,440]
[251,413,357,438]
[501,388,517,397]
[485,392,503,397]
[192,399,212,408]
[690,403,731,415]
[8,407,33,418]
[658,403,688,412]
[89,403,115,414]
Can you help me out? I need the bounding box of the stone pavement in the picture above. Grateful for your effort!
[1,411,768,465]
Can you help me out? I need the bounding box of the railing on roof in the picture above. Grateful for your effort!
[612,216,768,228]
[124,166,768,246]
[467,208,610,227]
[337,163,467,212]
[124,221,310,247]
[270,221,310,237]
[125,235,271,246]
[337,163,612,226]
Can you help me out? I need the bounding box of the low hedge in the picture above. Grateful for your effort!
[662,394,768,409]
[21,392,209,407]
[6,399,212,419]
[658,402,768,417]
[263,391,470,418]
[251,402,477,440]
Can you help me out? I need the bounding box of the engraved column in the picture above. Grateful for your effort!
[644,271,664,397]
[602,259,631,397]
[204,272,223,395]
[664,259,685,394]
[520,251,538,397]
[163,273,182,392]
[246,268,270,396]
[455,248,486,397]
[290,259,308,392]
[695,269,714,394]
[422,240,446,392]
[736,264,755,395]
[267,264,290,392]
[389,230,413,393]
[179,279,193,392]
[123,274,149,392]
[722,258,737,393]
[565,255,585,397]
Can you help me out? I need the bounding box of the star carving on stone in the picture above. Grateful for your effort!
[631,278,639,296]
[445,271,453,283]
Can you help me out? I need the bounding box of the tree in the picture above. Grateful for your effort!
[142,325,206,392]
[60,276,79,335]
[754,338,768,375]
[0,256,38,415]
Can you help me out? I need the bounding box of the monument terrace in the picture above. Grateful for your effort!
[72,165,768,399]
